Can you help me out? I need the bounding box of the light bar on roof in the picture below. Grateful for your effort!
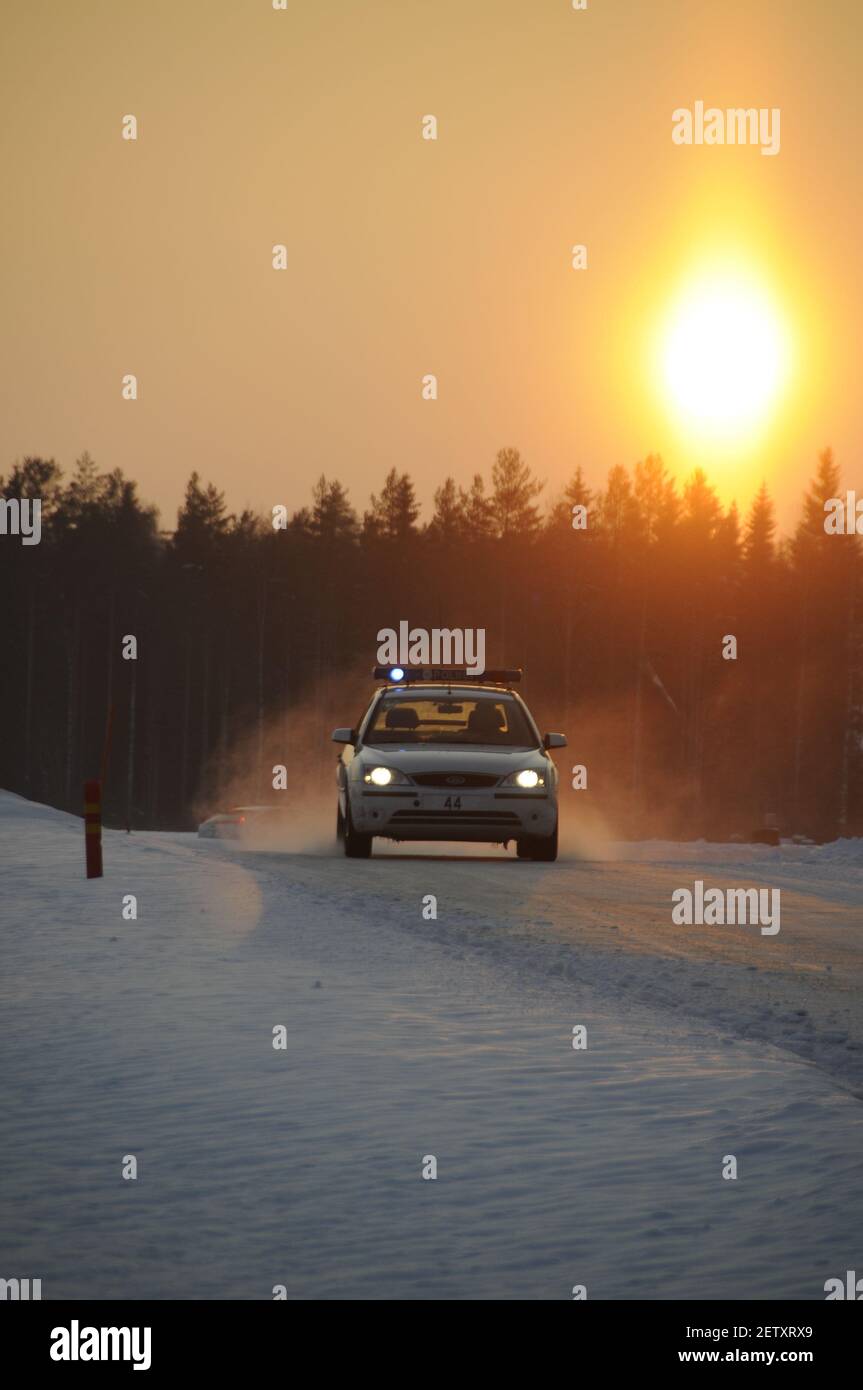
[373,666,522,685]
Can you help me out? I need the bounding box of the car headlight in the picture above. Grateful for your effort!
[500,769,545,789]
[363,766,410,786]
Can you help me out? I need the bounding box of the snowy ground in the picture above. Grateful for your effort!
[1,789,862,1300]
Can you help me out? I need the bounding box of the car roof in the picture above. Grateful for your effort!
[379,684,518,698]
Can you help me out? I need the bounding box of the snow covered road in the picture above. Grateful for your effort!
[2,791,861,1299]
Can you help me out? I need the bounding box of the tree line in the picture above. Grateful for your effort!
[1,446,860,840]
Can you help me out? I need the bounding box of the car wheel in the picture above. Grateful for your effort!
[336,804,346,842]
[517,819,558,863]
[343,801,373,859]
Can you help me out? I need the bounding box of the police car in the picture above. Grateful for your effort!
[332,667,566,860]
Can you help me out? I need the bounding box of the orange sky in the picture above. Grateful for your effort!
[1,0,860,531]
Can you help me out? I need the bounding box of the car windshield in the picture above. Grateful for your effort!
[364,694,536,747]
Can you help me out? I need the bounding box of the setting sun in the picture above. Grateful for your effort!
[657,266,792,444]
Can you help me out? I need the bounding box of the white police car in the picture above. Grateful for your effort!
[332,667,566,860]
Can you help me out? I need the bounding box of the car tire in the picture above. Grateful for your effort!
[343,801,373,859]
[517,819,558,863]
[336,804,346,842]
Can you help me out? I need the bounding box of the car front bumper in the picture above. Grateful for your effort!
[348,786,557,842]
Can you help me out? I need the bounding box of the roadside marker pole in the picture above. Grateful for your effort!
[84,777,103,879]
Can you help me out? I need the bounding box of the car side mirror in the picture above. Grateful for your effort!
[543,732,567,750]
[331,728,356,745]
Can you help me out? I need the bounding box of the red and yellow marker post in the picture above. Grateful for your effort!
[84,778,103,879]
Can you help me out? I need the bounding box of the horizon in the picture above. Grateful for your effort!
[4,442,849,543]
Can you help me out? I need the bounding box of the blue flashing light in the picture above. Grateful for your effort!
[390,667,405,681]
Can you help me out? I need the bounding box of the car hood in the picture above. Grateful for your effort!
[356,744,544,777]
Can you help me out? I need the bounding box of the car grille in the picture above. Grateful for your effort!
[410,772,500,788]
[389,809,520,826]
